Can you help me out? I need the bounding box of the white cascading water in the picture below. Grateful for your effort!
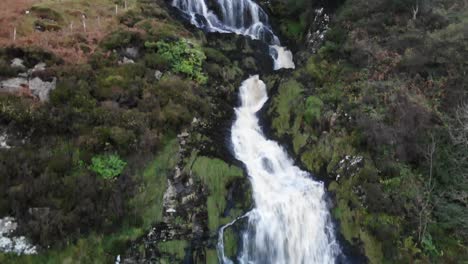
[219,75,341,263]
[269,45,295,70]
[171,0,340,262]
[171,0,295,69]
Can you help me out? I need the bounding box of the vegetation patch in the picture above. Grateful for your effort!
[191,156,244,232]
[88,154,127,179]
[145,39,207,83]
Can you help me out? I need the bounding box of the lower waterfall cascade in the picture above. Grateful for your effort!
[219,75,342,263]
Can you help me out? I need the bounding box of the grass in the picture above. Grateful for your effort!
[0,0,139,63]
[158,240,187,260]
[191,157,244,232]
[129,138,178,229]
[0,138,178,264]
[270,79,304,137]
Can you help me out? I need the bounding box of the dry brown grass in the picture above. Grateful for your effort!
[0,0,136,63]
[0,0,39,39]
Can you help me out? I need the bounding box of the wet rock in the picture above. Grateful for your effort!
[242,56,258,72]
[163,179,178,210]
[0,132,11,149]
[334,155,364,181]
[306,8,330,53]
[0,217,37,255]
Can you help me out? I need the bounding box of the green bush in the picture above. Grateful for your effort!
[102,31,141,50]
[145,39,207,83]
[89,154,127,179]
[304,96,324,124]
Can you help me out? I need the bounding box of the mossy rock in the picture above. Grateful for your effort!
[31,6,64,23]
[34,20,62,32]
[203,47,231,64]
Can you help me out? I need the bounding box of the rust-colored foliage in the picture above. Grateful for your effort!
[0,0,132,64]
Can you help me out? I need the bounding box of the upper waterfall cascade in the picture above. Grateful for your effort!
[171,0,295,69]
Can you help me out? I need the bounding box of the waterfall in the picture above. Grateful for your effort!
[222,75,341,263]
[171,0,340,262]
[171,0,294,69]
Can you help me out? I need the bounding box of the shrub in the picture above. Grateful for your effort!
[203,47,230,64]
[304,96,324,124]
[102,31,141,50]
[89,154,127,180]
[145,39,207,83]
[30,6,64,23]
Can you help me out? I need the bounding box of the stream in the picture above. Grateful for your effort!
[172,0,342,263]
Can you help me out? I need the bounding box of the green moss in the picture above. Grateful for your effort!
[304,96,324,124]
[223,227,238,259]
[158,240,187,259]
[360,230,384,264]
[191,157,243,232]
[129,139,178,228]
[203,47,231,64]
[270,79,304,136]
[205,249,218,264]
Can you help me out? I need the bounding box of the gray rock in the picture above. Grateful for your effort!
[11,58,25,69]
[31,63,46,73]
[0,132,10,149]
[29,77,57,101]
[0,217,37,255]
[0,77,28,93]
[119,57,134,65]
[125,47,139,59]
[163,180,177,210]
[154,70,163,80]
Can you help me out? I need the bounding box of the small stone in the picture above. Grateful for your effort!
[0,132,10,149]
[154,70,163,80]
[120,57,134,64]
[32,63,46,73]
[125,47,139,59]
[11,58,25,69]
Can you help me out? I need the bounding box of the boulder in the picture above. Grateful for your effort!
[29,77,57,101]
[0,78,28,93]
[0,217,37,255]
